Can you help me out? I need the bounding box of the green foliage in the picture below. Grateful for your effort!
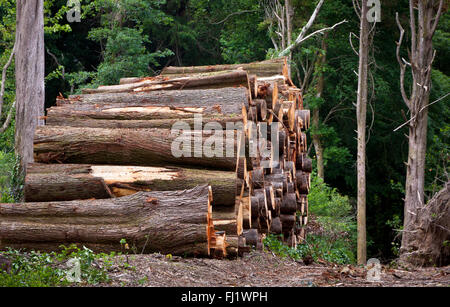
[264,233,355,265]
[264,174,356,265]
[0,248,69,287]
[55,244,111,285]
[308,173,352,218]
[89,27,172,85]
[0,243,133,287]
[0,151,23,203]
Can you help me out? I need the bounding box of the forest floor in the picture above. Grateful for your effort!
[96,251,450,287]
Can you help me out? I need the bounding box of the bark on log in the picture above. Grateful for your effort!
[63,87,249,110]
[34,126,238,170]
[82,70,249,94]
[46,105,242,129]
[24,163,236,206]
[0,185,217,256]
[161,58,287,77]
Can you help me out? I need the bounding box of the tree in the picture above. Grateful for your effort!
[14,0,45,171]
[311,35,327,179]
[355,0,370,265]
[395,0,446,263]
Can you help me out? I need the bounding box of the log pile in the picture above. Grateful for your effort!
[1,58,312,258]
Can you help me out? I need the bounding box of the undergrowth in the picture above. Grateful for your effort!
[264,173,357,265]
[0,244,132,287]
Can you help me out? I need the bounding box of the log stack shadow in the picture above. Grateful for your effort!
[1,58,312,258]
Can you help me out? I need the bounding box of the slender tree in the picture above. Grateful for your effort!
[311,35,327,180]
[15,0,45,170]
[356,0,370,265]
[396,0,445,262]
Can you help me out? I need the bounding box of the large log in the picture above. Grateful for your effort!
[160,58,287,78]
[48,88,248,129]
[0,185,217,256]
[82,70,249,94]
[24,163,237,206]
[34,126,238,170]
[46,108,242,129]
[63,87,249,109]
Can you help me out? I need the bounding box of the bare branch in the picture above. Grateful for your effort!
[395,12,411,107]
[352,0,361,20]
[210,9,257,25]
[409,1,417,58]
[349,32,359,56]
[278,0,325,57]
[393,92,450,132]
[0,100,15,134]
[430,0,444,37]
[0,43,16,118]
[279,19,348,57]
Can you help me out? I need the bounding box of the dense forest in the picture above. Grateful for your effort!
[0,0,448,266]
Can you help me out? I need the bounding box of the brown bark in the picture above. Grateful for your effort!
[46,105,243,129]
[82,70,249,94]
[400,182,449,267]
[34,126,237,170]
[64,87,249,108]
[356,0,370,265]
[398,0,445,262]
[161,58,287,77]
[0,185,216,256]
[15,0,45,170]
[311,36,327,180]
[24,163,237,206]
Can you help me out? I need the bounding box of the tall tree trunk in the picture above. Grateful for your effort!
[15,0,45,170]
[397,0,444,263]
[285,0,293,78]
[356,0,369,265]
[312,36,327,180]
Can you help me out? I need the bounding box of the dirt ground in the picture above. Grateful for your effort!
[97,251,450,287]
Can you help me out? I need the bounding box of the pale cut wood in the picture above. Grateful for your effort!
[24,163,237,206]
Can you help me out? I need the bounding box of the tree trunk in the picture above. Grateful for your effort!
[15,0,45,170]
[397,0,444,262]
[400,182,450,267]
[24,163,237,206]
[160,58,287,77]
[82,70,249,94]
[0,185,216,256]
[34,126,238,170]
[356,0,369,265]
[311,35,327,180]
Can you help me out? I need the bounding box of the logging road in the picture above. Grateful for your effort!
[90,251,449,287]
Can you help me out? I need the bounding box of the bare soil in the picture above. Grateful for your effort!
[97,251,450,287]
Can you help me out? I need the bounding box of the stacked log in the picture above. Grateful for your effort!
[5,57,311,257]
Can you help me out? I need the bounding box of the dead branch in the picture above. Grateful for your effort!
[395,12,411,107]
[279,19,348,57]
[0,100,15,134]
[0,43,15,118]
